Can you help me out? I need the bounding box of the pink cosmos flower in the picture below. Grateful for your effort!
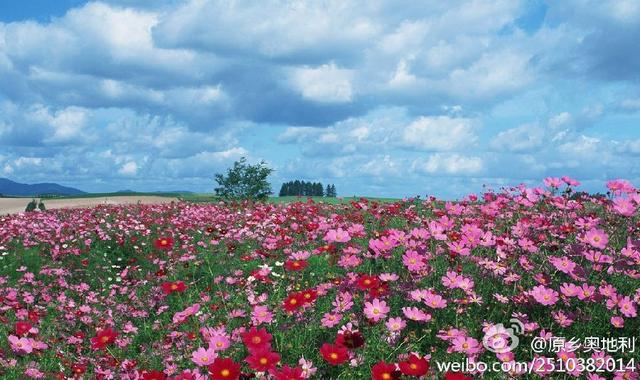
[423,292,448,309]
[324,228,351,243]
[612,197,636,217]
[385,317,406,332]
[576,284,596,301]
[531,285,559,306]
[606,179,635,195]
[442,271,475,292]
[208,334,231,351]
[363,298,390,322]
[251,305,274,325]
[299,356,317,378]
[402,251,425,272]
[543,177,562,188]
[401,307,432,322]
[550,257,576,275]
[618,296,637,318]
[452,336,481,355]
[321,313,342,328]
[8,335,33,354]
[191,347,217,366]
[611,316,625,328]
[583,228,608,249]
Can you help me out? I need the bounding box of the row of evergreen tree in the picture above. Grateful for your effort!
[279,180,337,197]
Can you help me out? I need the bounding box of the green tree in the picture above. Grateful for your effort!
[214,157,274,201]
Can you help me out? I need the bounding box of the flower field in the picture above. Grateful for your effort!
[1,178,639,379]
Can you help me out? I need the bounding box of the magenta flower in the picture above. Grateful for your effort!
[191,347,217,366]
[583,228,609,249]
[550,257,576,275]
[618,296,637,318]
[321,313,342,328]
[251,305,274,325]
[531,285,559,306]
[363,298,390,322]
[385,317,406,332]
[324,228,351,243]
[423,292,448,309]
[612,197,636,217]
[402,250,425,272]
[401,307,432,322]
[452,336,481,355]
[8,335,33,354]
[208,334,231,351]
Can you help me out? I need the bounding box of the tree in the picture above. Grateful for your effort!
[214,157,274,201]
[325,184,337,197]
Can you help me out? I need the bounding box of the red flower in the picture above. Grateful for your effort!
[161,281,187,294]
[208,358,241,380]
[399,354,430,377]
[15,321,32,336]
[241,327,273,352]
[285,259,308,271]
[271,365,305,380]
[154,237,174,250]
[357,275,379,290]
[335,331,365,349]
[282,292,304,313]
[369,282,389,298]
[28,310,40,323]
[142,370,167,380]
[169,372,195,380]
[71,364,87,375]
[90,328,118,350]
[245,347,281,371]
[320,343,349,365]
[371,361,400,380]
[299,289,318,304]
[445,372,474,380]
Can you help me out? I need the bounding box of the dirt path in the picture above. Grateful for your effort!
[0,196,178,215]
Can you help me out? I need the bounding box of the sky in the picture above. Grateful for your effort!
[0,0,639,199]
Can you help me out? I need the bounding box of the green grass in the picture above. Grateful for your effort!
[4,192,399,204]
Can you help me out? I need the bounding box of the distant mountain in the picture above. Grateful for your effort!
[0,178,86,196]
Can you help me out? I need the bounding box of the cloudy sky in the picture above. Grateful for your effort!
[0,0,639,198]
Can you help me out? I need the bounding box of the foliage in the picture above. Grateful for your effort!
[325,184,337,197]
[214,157,274,201]
[279,180,324,197]
[24,199,38,212]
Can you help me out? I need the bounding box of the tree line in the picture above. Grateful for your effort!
[279,180,337,197]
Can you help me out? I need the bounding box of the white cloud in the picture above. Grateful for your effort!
[118,161,138,176]
[413,153,484,175]
[289,63,354,103]
[491,123,545,152]
[402,116,478,151]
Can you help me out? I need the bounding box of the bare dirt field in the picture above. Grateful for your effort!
[0,196,178,215]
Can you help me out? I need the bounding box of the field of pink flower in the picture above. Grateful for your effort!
[0,177,639,379]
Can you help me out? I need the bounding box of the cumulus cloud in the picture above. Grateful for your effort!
[413,153,484,175]
[0,0,639,196]
[491,123,544,152]
[402,116,478,151]
[289,63,354,103]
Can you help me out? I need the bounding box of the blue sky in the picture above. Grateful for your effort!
[0,0,639,198]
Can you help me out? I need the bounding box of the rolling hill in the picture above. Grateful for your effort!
[0,178,86,196]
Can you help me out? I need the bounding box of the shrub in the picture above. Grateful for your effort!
[25,199,38,212]
[214,157,274,201]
